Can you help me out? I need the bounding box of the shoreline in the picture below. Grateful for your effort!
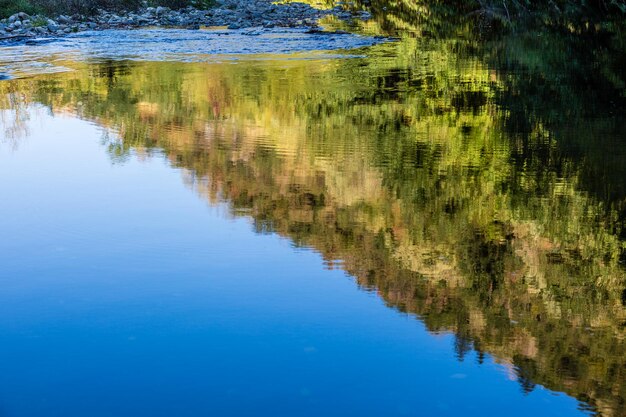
[0,1,372,42]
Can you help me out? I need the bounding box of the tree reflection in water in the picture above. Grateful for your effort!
[1,15,625,416]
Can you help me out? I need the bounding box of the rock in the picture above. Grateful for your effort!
[0,0,367,41]
[47,21,59,32]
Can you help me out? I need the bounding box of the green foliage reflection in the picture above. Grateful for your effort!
[1,32,626,416]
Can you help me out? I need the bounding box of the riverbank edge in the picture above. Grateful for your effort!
[0,1,372,42]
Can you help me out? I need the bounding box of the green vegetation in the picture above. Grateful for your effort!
[467,0,626,25]
[0,0,215,18]
[29,15,49,26]
[289,0,626,35]
[358,0,626,29]
[0,0,42,17]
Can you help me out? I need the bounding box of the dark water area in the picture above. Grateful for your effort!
[1,2,625,416]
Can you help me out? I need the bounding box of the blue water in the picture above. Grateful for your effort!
[0,28,385,79]
[0,108,587,415]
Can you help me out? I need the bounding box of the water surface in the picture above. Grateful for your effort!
[1,15,625,417]
[0,27,384,78]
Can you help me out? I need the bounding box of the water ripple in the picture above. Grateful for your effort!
[0,27,387,79]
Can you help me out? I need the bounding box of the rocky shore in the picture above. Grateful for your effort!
[0,1,372,40]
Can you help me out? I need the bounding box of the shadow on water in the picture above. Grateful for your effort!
[1,2,626,416]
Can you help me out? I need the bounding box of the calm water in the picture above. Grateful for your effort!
[1,6,626,417]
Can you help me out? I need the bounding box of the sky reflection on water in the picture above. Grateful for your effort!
[0,107,587,417]
[1,15,625,415]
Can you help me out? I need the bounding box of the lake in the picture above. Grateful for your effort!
[0,9,625,417]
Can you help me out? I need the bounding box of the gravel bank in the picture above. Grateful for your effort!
[0,1,372,41]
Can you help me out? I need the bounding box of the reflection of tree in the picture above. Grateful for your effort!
[303,0,626,34]
[1,31,625,415]
[0,83,36,147]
